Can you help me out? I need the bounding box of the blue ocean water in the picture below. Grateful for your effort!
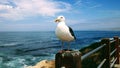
[0,31,120,68]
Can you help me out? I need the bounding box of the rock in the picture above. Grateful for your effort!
[26,60,55,68]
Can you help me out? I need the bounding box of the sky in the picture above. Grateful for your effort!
[0,0,120,31]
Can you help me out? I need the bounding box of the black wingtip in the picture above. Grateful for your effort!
[68,26,76,40]
[74,36,76,40]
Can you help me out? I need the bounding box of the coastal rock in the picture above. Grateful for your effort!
[26,60,55,68]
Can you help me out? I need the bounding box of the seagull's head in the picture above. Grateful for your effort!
[55,16,65,23]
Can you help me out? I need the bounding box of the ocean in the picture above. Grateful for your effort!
[0,31,120,68]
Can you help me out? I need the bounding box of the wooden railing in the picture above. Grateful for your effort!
[81,36,119,68]
[101,36,119,68]
[55,36,120,68]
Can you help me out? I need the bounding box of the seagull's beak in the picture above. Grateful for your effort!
[54,19,60,23]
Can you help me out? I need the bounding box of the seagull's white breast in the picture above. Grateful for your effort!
[55,22,74,42]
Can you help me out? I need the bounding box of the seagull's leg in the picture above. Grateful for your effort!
[68,42,70,50]
[61,41,64,50]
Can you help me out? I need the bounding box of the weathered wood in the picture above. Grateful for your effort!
[55,50,81,68]
[55,36,119,68]
[101,38,110,68]
[114,36,119,64]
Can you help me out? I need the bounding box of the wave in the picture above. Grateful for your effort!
[22,45,61,53]
[0,42,23,47]
[14,45,60,56]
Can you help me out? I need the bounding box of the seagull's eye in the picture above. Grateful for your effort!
[60,17,63,18]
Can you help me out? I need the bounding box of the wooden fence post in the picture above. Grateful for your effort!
[114,36,119,64]
[101,38,110,68]
[55,50,81,68]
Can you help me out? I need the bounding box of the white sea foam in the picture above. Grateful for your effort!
[0,57,3,63]
[3,42,21,46]
[110,37,114,40]
[5,61,15,67]
[4,57,27,68]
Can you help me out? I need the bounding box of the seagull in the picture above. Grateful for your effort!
[54,16,76,50]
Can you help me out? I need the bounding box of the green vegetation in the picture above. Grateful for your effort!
[79,42,103,68]
[79,40,118,68]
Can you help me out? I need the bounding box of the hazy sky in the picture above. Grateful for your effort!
[0,0,120,31]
